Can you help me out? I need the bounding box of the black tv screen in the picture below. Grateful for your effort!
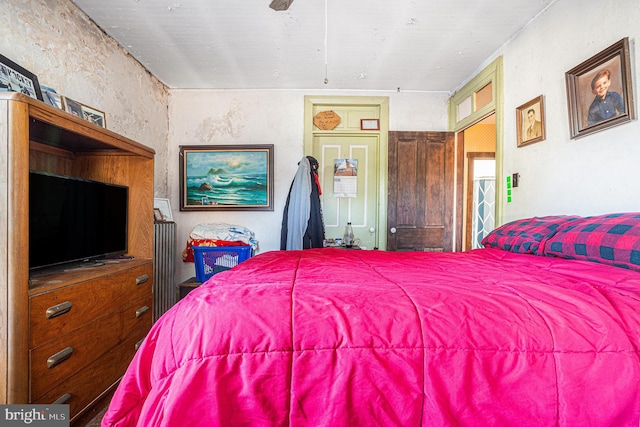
[29,171,128,271]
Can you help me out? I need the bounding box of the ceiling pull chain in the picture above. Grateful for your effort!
[324,0,329,84]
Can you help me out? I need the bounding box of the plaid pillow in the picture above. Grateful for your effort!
[543,212,640,271]
[481,215,580,255]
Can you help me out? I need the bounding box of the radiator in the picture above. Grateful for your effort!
[154,221,177,321]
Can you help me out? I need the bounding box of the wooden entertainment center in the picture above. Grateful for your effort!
[0,93,155,424]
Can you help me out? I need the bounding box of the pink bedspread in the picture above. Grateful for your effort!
[103,248,640,426]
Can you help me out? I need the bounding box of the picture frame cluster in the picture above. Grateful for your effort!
[59,95,107,128]
[516,37,635,146]
[1,52,106,128]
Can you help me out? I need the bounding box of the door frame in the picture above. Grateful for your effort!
[448,57,504,227]
[304,96,389,249]
[465,152,496,250]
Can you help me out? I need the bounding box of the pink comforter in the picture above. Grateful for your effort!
[103,248,640,426]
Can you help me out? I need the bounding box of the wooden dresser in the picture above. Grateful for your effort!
[0,93,155,424]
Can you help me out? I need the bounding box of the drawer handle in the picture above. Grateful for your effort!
[136,274,150,285]
[135,306,150,318]
[47,347,74,369]
[53,393,72,404]
[135,339,144,351]
[46,301,73,319]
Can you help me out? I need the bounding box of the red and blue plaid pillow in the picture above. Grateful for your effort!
[481,215,580,255]
[543,212,640,271]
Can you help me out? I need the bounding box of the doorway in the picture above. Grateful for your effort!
[462,114,496,250]
[304,96,389,250]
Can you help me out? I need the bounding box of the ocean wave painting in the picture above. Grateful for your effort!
[181,145,273,210]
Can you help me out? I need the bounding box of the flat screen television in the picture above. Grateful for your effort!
[29,170,129,271]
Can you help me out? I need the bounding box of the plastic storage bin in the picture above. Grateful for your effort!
[193,245,253,283]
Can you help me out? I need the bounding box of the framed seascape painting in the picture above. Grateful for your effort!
[179,145,274,211]
[565,37,635,139]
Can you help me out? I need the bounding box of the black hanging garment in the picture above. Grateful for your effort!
[280,156,325,250]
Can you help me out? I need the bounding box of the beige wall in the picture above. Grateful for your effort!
[168,89,449,280]
[0,0,170,196]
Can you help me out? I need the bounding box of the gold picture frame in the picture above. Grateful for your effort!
[179,145,274,211]
[516,95,545,147]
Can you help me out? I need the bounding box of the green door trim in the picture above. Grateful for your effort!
[304,95,389,249]
[448,57,504,227]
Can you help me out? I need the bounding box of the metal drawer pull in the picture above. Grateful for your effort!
[53,393,72,404]
[135,306,150,318]
[136,274,150,285]
[135,339,144,351]
[46,301,73,319]
[47,347,74,369]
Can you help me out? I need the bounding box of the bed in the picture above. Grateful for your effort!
[103,213,640,426]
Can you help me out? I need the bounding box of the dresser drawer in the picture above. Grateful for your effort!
[30,292,152,401]
[29,264,152,348]
[33,326,151,421]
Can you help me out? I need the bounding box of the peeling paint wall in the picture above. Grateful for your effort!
[0,0,169,196]
[1,0,451,283]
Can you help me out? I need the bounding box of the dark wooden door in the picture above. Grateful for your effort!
[387,131,462,252]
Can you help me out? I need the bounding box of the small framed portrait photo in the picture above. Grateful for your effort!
[565,37,635,139]
[516,95,546,147]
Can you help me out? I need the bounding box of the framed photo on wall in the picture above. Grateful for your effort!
[179,145,274,211]
[565,37,635,139]
[360,119,380,130]
[516,95,546,147]
[0,53,44,101]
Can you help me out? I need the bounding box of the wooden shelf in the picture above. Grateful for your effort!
[0,92,155,424]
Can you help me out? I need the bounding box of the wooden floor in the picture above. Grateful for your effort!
[83,405,107,426]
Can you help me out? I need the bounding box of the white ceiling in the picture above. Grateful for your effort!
[71,0,555,92]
